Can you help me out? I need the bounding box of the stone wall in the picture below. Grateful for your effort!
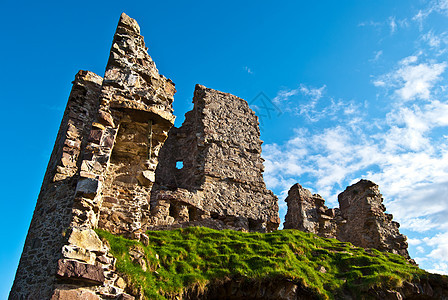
[337,180,409,257]
[284,180,410,258]
[152,85,280,232]
[74,12,176,234]
[284,183,341,238]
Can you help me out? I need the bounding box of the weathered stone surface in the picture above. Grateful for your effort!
[338,180,409,258]
[75,178,102,198]
[67,227,103,252]
[284,180,410,258]
[51,288,100,300]
[152,84,280,232]
[56,259,105,284]
[62,245,96,264]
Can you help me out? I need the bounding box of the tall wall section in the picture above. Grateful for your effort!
[153,85,280,232]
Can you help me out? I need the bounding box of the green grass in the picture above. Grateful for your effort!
[96,227,428,299]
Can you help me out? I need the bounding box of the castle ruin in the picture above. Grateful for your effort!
[10,13,413,300]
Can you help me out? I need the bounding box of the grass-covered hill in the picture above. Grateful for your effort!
[96,227,447,299]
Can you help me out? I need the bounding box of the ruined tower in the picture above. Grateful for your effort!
[284,180,410,258]
[10,13,279,299]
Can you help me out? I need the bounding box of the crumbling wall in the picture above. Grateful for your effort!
[284,183,342,238]
[284,180,410,258]
[153,85,280,232]
[74,13,176,234]
[337,180,409,257]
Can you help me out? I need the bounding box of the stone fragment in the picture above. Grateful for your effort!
[67,227,103,252]
[116,293,135,300]
[140,233,149,246]
[62,245,96,264]
[75,177,102,198]
[98,110,115,127]
[137,170,155,186]
[115,277,127,289]
[338,180,410,258]
[89,129,103,144]
[51,288,100,300]
[56,259,105,284]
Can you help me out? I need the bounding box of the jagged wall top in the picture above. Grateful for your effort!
[102,13,176,125]
[284,180,410,258]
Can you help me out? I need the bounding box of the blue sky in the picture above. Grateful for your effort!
[1,0,448,297]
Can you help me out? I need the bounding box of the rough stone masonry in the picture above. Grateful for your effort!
[283,180,410,259]
[10,13,279,300]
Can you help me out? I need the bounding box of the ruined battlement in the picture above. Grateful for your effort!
[284,180,410,259]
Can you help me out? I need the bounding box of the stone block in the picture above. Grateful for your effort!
[51,288,100,300]
[62,245,96,264]
[67,227,103,252]
[89,129,103,144]
[76,177,101,198]
[56,259,105,284]
[137,170,155,186]
[98,110,115,127]
[116,293,135,300]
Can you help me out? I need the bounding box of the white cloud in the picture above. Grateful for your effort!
[408,238,422,246]
[399,55,419,65]
[426,263,448,275]
[424,232,448,261]
[244,66,253,74]
[396,63,446,100]
[416,246,425,253]
[413,0,448,27]
[300,84,326,101]
[272,84,362,123]
[374,56,446,101]
[423,31,442,48]
[389,17,397,34]
[273,88,299,104]
[273,84,325,105]
[372,50,383,62]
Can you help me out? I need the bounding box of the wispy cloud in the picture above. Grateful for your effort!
[358,16,408,34]
[389,16,397,34]
[371,50,383,62]
[272,84,360,123]
[374,55,446,101]
[244,66,253,74]
[413,0,448,28]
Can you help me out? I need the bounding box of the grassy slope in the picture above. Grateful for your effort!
[97,227,429,299]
